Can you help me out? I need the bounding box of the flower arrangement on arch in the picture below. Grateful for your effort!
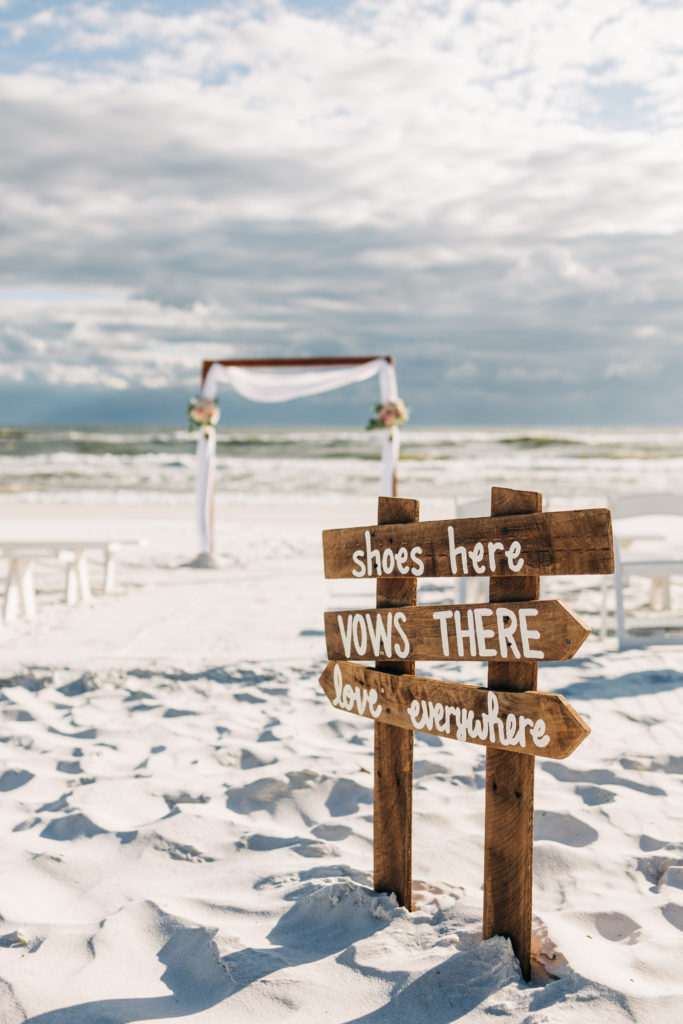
[366,398,409,431]
[187,397,220,437]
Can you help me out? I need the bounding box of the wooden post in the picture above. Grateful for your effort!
[483,486,542,981]
[373,496,419,909]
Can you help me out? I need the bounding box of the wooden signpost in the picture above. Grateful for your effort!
[320,488,614,980]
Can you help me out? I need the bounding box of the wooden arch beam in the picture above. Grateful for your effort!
[201,355,393,385]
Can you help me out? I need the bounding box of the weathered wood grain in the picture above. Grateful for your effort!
[324,599,590,663]
[484,486,541,981]
[373,497,418,911]
[319,661,590,759]
[322,507,614,579]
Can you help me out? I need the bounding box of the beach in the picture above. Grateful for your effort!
[0,429,682,1022]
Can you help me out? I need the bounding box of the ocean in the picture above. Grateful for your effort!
[1,425,682,506]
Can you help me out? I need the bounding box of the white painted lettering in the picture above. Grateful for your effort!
[350,535,424,578]
[517,715,534,746]
[519,608,543,659]
[495,607,520,659]
[391,675,552,751]
[474,608,497,657]
[352,613,368,656]
[407,699,423,729]
[332,665,383,719]
[507,540,524,572]
[446,525,526,577]
[381,547,395,575]
[365,531,381,576]
[448,527,469,574]
[351,549,366,578]
[366,613,392,658]
[337,614,354,658]
[332,664,344,706]
[531,718,550,747]
[395,548,409,574]
[487,541,504,572]
[393,611,411,658]
[432,609,453,656]
[469,541,486,574]
[486,691,506,744]
[453,608,477,657]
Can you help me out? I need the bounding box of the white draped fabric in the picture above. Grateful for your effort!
[196,358,399,554]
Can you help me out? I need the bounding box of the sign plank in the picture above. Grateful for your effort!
[324,599,590,663]
[322,507,614,579]
[319,661,590,760]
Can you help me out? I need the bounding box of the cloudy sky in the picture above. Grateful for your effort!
[1,0,682,427]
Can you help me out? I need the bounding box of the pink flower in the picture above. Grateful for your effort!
[366,398,409,431]
[187,398,220,433]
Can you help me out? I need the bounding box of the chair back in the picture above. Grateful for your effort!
[610,492,683,520]
[455,497,491,518]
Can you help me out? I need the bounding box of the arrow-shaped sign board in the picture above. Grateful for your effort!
[319,661,590,760]
[325,600,590,663]
[322,508,614,579]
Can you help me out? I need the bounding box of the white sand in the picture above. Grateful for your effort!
[0,496,682,1023]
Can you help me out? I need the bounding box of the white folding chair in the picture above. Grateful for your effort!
[604,492,683,648]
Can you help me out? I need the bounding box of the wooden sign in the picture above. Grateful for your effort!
[322,507,614,579]
[324,599,589,663]
[319,661,590,760]
[320,486,614,981]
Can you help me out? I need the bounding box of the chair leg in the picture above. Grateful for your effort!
[20,561,37,619]
[614,563,627,650]
[75,551,92,603]
[4,560,20,622]
[62,554,79,605]
[650,577,670,611]
[7,559,37,621]
[600,577,609,642]
[104,552,116,594]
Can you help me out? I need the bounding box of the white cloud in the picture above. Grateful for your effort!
[604,355,662,380]
[0,0,682,423]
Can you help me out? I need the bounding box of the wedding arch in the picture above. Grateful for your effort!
[193,356,402,560]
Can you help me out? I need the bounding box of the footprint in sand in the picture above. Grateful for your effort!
[239,748,275,770]
[593,911,641,944]
[414,760,447,780]
[0,769,34,791]
[662,903,683,931]
[150,835,215,862]
[227,770,326,815]
[640,834,670,852]
[575,784,616,806]
[3,708,34,722]
[534,810,598,847]
[325,778,372,817]
[313,824,352,841]
[246,833,298,851]
[543,761,666,796]
[40,812,106,841]
[620,755,683,774]
[638,855,683,892]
